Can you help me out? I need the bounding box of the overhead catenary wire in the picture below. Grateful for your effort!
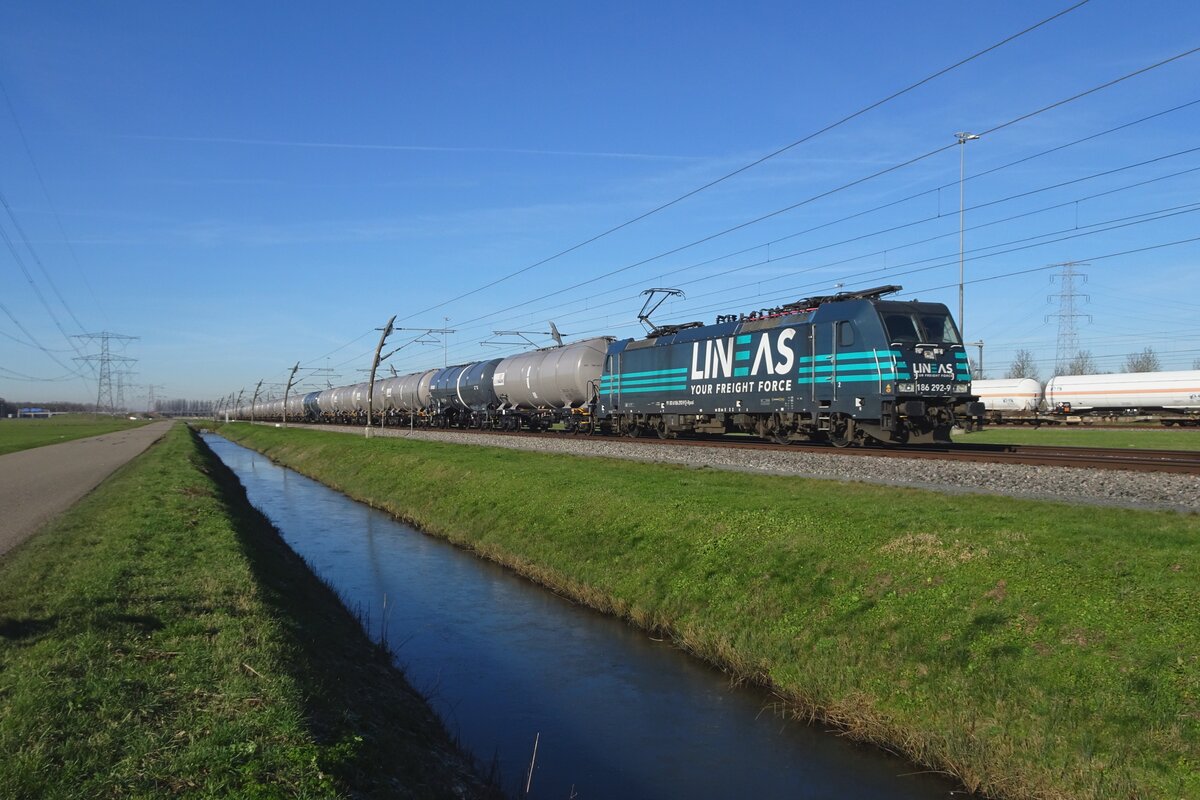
[469,154,1200,341]
[241,17,1200,394]
[423,44,1200,341]
[398,148,1200,368]
[400,206,1200,374]
[392,1,1095,324]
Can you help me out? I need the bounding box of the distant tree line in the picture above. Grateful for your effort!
[0,397,213,416]
[1004,346,1176,380]
[154,398,214,416]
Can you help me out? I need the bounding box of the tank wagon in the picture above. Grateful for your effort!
[233,285,985,445]
[972,371,1200,426]
[972,378,1047,425]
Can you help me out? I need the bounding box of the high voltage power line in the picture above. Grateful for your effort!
[326,141,1200,374]
[393,0,1096,325]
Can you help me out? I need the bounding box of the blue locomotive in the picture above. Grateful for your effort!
[597,285,981,445]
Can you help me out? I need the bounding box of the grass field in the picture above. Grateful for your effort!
[955,425,1200,450]
[0,423,493,798]
[219,422,1199,800]
[0,414,152,455]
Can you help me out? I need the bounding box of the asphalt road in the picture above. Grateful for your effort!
[0,420,173,559]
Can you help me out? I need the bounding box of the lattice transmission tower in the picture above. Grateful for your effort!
[1045,262,1091,374]
[72,332,139,413]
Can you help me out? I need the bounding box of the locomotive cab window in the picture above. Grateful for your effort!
[882,313,921,343]
[837,321,855,348]
[918,313,961,344]
[883,312,960,345]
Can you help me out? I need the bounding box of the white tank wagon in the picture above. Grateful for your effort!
[1045,370,1200,417]
[972,378,1044,412]
[972,378,1045,424]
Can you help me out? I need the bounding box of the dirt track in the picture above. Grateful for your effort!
[0,420,173,558]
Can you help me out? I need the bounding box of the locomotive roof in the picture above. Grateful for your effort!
[635,284,935,345]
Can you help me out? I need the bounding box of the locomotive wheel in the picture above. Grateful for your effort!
[828,415,857,448]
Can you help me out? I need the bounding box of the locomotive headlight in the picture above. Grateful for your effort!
[954,383,970,393]
[898,382,915,393]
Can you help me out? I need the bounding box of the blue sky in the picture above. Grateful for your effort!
[2,1,1198,407]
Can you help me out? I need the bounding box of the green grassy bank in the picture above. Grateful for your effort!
[219,423,1198,800]
[955,426,1200,451]
[0,414,152,456]
[0,423,494,799]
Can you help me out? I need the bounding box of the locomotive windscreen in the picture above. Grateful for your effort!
[882,311,960,345]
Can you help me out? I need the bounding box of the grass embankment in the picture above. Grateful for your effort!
[219,422,1198,800]
[0,414,152,456]
[956,426,1200,451]
[0,423,493,799]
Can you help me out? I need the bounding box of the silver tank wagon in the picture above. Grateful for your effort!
[493,338,610,409]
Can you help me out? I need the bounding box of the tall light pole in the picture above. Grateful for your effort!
[956,131,980,341]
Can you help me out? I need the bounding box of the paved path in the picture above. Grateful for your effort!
[0,420,174,558]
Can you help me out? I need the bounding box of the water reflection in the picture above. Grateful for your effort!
[204,434,954,800]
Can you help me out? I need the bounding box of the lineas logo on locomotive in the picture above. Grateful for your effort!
[688,329,796,395]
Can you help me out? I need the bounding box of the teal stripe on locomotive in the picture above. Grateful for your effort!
[797,350,903,363]
[603,367,688,380]
[796,372,908,385]
[601,375,689,388]
[604,384,688,394]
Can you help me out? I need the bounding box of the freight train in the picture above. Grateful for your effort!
[973,371,1200,426]
[229,286,985,446]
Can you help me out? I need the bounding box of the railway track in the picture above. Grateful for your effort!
[305,422,1200,475]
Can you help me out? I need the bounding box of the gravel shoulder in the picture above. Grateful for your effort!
[288,423,1200,513]
[0,420,174,558]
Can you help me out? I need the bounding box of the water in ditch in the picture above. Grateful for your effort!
[203,434,956,799]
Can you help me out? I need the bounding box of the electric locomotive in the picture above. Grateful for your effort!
[597,285,983,445]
